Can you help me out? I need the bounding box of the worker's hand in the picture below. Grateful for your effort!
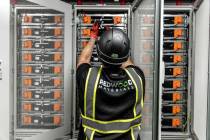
[90,22,99,39]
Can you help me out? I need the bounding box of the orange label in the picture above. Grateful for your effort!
[172,105,181,114]
[23,28,32,35]
[143,16,153,24]
[54,41,62,49]
[23,116,32,124]
[143,29,152,37]
[54,28,62,36]
[54,103,61,111]
[23,66,32,73]
[54,16,62,23]
[114,16,122,24]
[174,16,183,24]
[173,67,182,76]
[144,93,151,101]
[142,67,152,77]
[54,116,61,125]
[82,29,91,36]
[172,118,181,127]
[143,42,153,50]
[143,54,152,63]
[23,103,32,111]
[54,78,61,87]
[173,55,182,63]
[173,92,181,102]
[23,78,32,86]
[23,53,32,61]
[143,105,150,113]
[173,80,181,89]
[54,53,62,61]
[23,91,32,99]
[83,16,91,24]
[174,42,182,51]
[54,91,61,99]
[24,16,32,23]
[23,40,32,48]
[54,66,61,74]
[174,29,183,38]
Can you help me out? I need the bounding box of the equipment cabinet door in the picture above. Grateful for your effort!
[132,0,162,140]
[13,0,73,140]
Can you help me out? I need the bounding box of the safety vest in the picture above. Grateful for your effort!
[81,65,144,140]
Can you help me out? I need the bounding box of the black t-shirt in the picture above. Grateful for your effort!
[76,63,145,140]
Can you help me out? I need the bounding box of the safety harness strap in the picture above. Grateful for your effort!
[131,127,141,140]
[125,67,144,117]
[82,114,142,132]
[85,128,95,140]
[84,66,103,117]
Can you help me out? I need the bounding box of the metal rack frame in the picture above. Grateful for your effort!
[12,0,72,139]
[206,0,210,139]
[160,6,194,140]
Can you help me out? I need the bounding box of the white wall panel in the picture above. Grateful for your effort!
[193,0,210,139]
[0,0,11,140]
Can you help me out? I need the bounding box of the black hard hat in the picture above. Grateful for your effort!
[97,28,130,66]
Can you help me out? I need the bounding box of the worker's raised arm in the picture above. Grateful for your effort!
[77,23,99,68]
[121,57,134,68]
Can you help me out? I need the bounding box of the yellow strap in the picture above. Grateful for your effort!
[132,69,144,108]
[92,65,103,118]
[138,126,141,131]
[83,123,141,134]
[84,68,92,116]
[131,128,135,140]
[125,69,138,117]
[81,114,141,124]
[90,130,95,140]
[84,128,88,140]
[140,77,144,108]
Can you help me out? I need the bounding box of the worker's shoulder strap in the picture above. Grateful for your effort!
[124,67,144,116]
[84,65,103,118]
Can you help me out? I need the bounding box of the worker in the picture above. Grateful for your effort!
[76,22,145,140]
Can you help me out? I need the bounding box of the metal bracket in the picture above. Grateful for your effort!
[132,0,142,12]
[193,0,204,10]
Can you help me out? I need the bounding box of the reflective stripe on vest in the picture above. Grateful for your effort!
[82,114,142,133]
[84,66,103,117]
[82,66,144,139]
[131,127,141,140]
[125,67,144,140]
[124,67,144,116]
